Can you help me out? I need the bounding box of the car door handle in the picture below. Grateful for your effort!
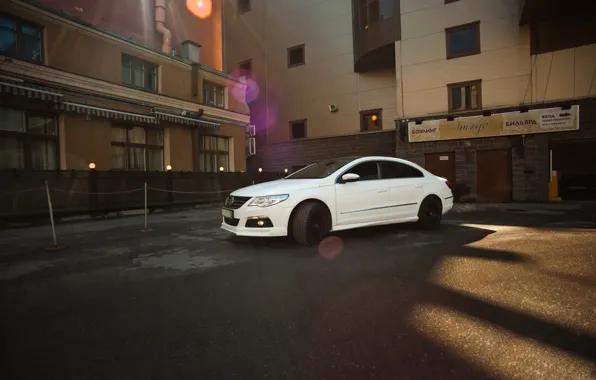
[378,189,388,193]
[415,184,423,188]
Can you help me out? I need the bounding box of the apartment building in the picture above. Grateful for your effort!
[1,0,249,174]
[225,0,595,201]
[223,0,399,173]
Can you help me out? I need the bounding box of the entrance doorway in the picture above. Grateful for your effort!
[476,149,512,202]
[425,152,456,185]
[551,140,596,200]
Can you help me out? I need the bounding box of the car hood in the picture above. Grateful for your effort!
[231,179,323,197]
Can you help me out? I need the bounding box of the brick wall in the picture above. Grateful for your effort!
[396,97,596,202]
[253,130,396,172]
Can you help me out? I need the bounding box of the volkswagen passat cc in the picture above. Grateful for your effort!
[221,156,454,245]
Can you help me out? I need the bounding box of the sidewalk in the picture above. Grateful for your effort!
[452,201,596,214]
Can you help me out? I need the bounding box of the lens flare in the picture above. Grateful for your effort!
[187,0,212,18]
[318,236,344,260]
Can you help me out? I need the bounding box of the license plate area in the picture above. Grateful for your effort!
[222,208,234,218]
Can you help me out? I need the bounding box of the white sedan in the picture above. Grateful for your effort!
[221,156,454,245]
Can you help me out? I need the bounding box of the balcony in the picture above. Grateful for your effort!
[352,0,400,73]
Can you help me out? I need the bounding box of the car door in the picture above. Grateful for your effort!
[378,160,425,219]
[334,160,389,226]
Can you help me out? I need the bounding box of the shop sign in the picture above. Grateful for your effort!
[408,105,579,143]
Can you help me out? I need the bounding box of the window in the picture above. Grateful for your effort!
[198,135,229,172]
[239,59,252,78]
[203,81,225,108]
[287,44,305,68]
[448,80,482,112]
[0,107,57,170]
[290,119,306,139]
[379,161,424,179]
[286,157,360,179]
[344,161,379,181]
[111,126,163,171]
[360,109,382,131]
[0,15,43,62]
[238,0,251,13]
[121,54,158,91]
[359,0,381,30]
[446,21,480,59]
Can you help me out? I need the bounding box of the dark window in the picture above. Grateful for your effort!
[290,119,306,139]
[111,126,163,171]
[238,0,251,13]
[445,21,480,59]
[379,161,425,179]
[291,165,307,173]
[360,109,382,131]
[0,107,57,170]
[358,0,381,30]
[239,59,252,78]
[198,135,229,172]
[345,161,379,181]
[203,80,225,108]
[121,54,158,91]
[448,80,482,112]
[0,15,43,62]
[288,44,305,68]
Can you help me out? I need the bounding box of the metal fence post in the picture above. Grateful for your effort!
[44,181,65,251]
[144,182,148,230]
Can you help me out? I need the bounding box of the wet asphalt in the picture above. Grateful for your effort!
[1,205,595,379]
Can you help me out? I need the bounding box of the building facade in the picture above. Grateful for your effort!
[224,0,596,201]
[1,0,249,174]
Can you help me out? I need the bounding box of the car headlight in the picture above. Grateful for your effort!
[248,194,289,207]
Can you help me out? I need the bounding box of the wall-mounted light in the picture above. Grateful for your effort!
[219,166,224,172]
[258,168,263,173]
[371,115,378,121]
[284,168,288,173]
[166,165,172,171]
[88,162,96,169]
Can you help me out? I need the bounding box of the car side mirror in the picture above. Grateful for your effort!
[341,173,360,183]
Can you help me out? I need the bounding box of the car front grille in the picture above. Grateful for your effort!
[223,196,251,210]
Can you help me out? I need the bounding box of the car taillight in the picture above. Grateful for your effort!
[445,180,452,190]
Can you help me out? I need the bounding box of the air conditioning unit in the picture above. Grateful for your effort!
[246,137,256,156]
[246,124,256,137]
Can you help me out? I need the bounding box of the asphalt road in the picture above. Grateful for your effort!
[1,205,595,380]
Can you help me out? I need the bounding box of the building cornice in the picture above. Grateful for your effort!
[0,57,250,125]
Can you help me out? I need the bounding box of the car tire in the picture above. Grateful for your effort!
[291,201,330,246]
[417,196,443,230]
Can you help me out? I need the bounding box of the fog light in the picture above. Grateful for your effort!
[257,220,264,226]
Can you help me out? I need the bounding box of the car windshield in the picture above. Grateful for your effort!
[284,157,360,179]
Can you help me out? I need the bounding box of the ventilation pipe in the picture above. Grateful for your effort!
[155,0,172,54]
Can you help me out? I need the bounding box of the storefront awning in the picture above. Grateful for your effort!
[153,111,219,130]
[0,78,63,102]
[60,101,158,124]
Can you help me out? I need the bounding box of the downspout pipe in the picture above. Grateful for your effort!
[155,0,172,54]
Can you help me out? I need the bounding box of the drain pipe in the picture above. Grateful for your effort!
[155,0,172,54]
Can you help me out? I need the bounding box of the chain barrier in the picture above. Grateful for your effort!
[2,182,240,249]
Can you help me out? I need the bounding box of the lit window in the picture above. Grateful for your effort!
[360,109,382,131]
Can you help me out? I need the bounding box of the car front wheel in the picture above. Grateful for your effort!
[291,201,331,246]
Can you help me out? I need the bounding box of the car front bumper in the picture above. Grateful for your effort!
[220,201,292,237]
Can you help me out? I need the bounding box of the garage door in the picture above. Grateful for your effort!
[476,149,512,202]
[551,141,596,200]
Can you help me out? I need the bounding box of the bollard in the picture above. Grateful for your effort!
[44,181,66,251]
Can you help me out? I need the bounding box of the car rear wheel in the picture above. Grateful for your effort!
[417,196,442,230]
[291,201,331,246]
